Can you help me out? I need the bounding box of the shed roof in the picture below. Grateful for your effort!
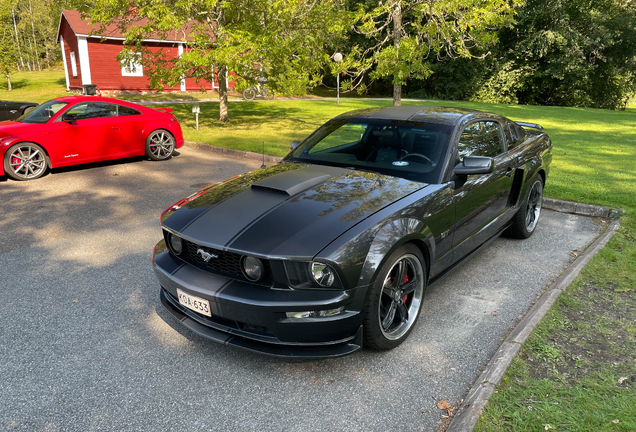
[57,9,214,44]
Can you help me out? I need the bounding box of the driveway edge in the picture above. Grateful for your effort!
[446,217,621,432]
[183,141,283,164]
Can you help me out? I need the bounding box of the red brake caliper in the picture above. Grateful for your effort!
[402,274,409,303]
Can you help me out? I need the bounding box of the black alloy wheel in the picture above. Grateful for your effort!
[363,243,426,350]
[507,174,544,239]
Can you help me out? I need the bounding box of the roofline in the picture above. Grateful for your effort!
[56,10,191,44]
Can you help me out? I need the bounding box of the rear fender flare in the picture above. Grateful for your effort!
[140,121,173,143]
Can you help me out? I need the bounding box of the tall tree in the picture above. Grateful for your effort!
[0,19,16,89]
[351,0,519,106]
[86,0,348,122]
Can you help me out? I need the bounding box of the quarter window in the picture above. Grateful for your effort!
[458,121,504,159]
[117,105,141,116]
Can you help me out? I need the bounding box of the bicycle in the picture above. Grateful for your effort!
[243,79,274,101]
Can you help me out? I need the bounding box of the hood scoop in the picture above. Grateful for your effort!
[251,169,332,196]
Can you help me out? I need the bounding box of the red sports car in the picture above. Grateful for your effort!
[0,95,184,181]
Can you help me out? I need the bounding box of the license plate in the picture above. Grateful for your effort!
[177,289,211,317]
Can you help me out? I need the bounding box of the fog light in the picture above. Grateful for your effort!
[286,307,345,319]
[169,234,183,254]
[242,256,264,281]
[310,262,335,287]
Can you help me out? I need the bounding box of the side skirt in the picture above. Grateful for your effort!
[427,221,512,289]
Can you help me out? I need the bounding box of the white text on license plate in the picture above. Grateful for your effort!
[177,289,211,317]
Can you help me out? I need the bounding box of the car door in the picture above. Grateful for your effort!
[450,120,516,263]
[48,102,120,165]
[111,104,146,156]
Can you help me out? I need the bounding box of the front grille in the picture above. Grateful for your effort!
[183,239,243,275]
[179,238,272,284]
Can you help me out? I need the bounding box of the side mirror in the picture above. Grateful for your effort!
[453,156,494,176]
[62,113,77,123]
[289,141,301,152]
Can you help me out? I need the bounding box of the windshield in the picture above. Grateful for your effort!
[285,119,453,183]
[16,100,68,124]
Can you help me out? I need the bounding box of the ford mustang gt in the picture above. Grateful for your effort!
[0,96,183,181]
[152,106,552,358]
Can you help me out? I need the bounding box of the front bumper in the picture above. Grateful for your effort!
[153,241,368,358]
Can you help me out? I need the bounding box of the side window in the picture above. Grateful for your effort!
[507,121,526,149]
[64,102,117,120]
[117,105,141,116]
[458,121,504,159]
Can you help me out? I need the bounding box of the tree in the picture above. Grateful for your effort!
[0,3,16,90]
[86,0,348,122]
[350,0,519,106]
[474,0,636,109]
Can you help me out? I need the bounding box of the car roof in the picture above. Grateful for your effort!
[333,105,480,126]
[52,95,143,108]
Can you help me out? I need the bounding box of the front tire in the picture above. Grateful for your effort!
[3,142,47,181]
[263,88,274,100]
[145,129,175,161]
[507,175,544,239]
[363,244,426,350]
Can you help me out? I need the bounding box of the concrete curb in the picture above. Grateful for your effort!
[446,217,621,432]
[183,141,283,165]
[543,197,614,218]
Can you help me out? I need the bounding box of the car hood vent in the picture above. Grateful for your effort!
[251,171,332,196]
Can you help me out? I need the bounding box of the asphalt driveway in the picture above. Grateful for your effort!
[0,148,602,431]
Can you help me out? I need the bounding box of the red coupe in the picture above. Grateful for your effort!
[0,96,184,181]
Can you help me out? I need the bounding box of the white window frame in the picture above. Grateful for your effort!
[121,53,143,77]
[70,52,78,77]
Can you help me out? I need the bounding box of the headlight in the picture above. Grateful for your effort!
[169,233,183,254]
[241,256,264,282]
[283,261,342,289]
[310,262,335,287]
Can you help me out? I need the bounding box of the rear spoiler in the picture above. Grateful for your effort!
[516,121,543,131]
[155,107,174,114]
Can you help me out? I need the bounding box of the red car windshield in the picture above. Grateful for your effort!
[16,100,69,124]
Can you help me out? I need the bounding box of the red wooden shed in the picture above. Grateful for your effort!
[56,10,232,93]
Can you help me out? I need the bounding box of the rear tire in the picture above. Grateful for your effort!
[145,129,175,161]
[506,175,544,239]
[3,142,47,181]
[243,88,256,101]
[363,243,426,350]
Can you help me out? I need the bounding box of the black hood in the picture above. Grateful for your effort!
[161,163,427,259]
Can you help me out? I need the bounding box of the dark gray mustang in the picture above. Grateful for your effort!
[153,106,552,358]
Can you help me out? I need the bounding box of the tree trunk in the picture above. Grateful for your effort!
[218,66,229,122]
[12,8,25,71]
[7,73,11,91]
[392,0,402,107]
[28,0,41,71]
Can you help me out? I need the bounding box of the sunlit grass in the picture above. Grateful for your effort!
[0,70,69,103]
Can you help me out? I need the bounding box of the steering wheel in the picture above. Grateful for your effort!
[400,153,434,164]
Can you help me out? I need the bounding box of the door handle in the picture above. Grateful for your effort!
[505,167,514,178]
[112,127,121,130]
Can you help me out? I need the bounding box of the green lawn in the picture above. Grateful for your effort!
[2,72,634,430]
[0,70,69,103]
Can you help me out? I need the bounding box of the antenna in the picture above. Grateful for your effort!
[261,141,266,169]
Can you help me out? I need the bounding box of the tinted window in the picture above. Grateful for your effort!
[64,102,117,120]
[16,100,68,124]
[286,119,453,184]
[458,121,504,159]
[117,105,141,116]
[507,121,526,149]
